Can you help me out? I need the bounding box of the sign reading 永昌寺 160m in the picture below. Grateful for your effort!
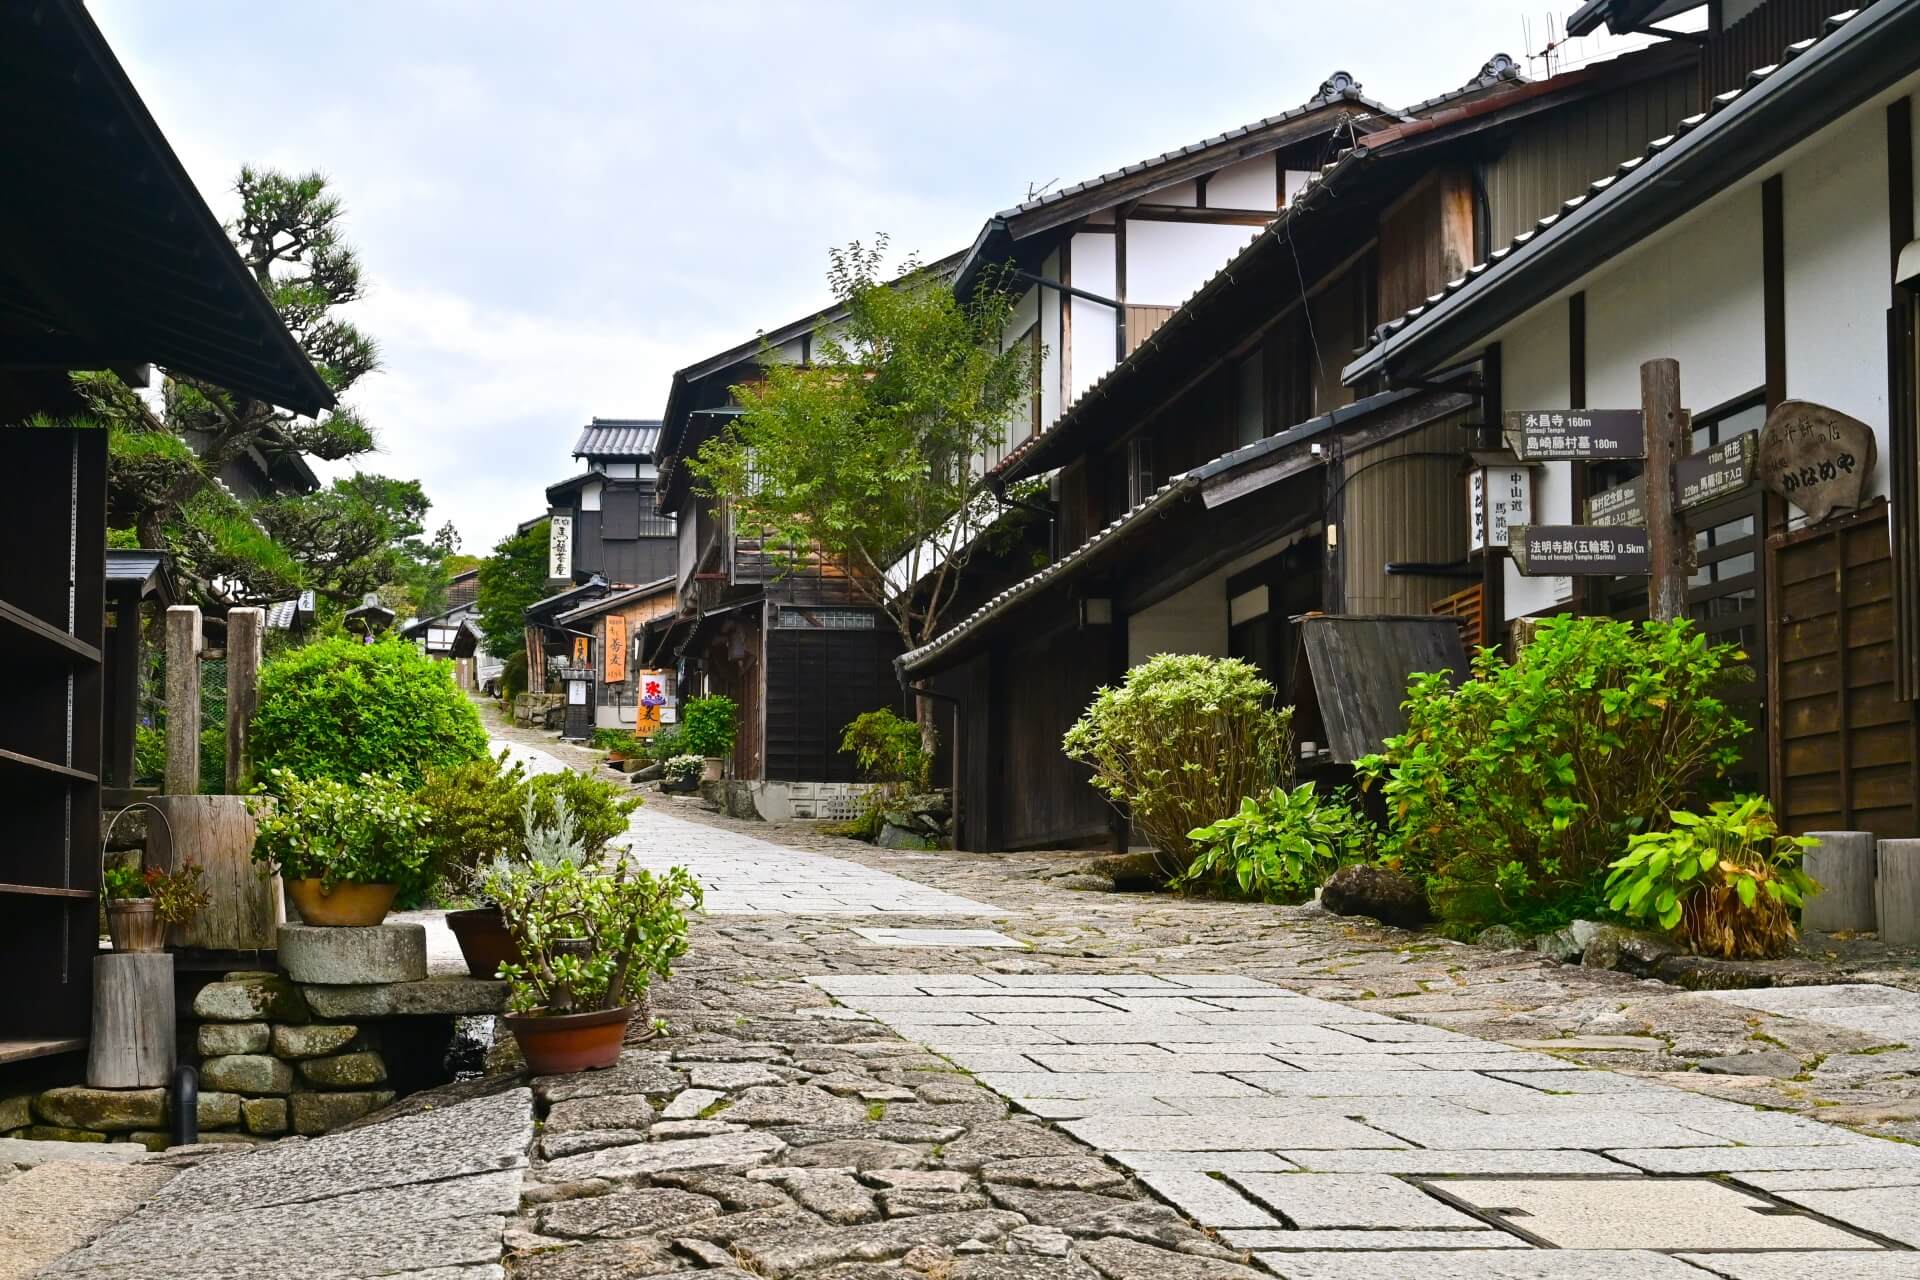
[1503,409,1645,460]
[1508,524,1651,577]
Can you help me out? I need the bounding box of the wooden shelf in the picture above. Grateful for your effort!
[0,1037,86,1066]
[0,881,93,900]
[0,598,101,665]
[0,747,97,784]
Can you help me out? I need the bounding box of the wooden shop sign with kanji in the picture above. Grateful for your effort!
[1757,400,1876,522]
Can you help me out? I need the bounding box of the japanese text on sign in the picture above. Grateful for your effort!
[1469,466,1532,552]
[1503,409,1645,460]
[1511,524,1651,577]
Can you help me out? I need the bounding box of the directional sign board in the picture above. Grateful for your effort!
[1585,476,1646,528]
[1676,431,1757,510]
[1508,525,1650,577]
[1504,410,1645,460]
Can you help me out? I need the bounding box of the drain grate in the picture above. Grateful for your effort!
[1422,1176,1886,1251]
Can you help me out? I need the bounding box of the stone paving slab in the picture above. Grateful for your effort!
[1256,1253,1715,1278]
[1433,1176,1880,1250]
[1676,1254,1920,1279]
[0,1160,175,1280]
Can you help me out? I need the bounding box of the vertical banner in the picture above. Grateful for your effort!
[572,635,590,668]
[548,515,574,580]
[634,669,676,736]
[604,613,627,684]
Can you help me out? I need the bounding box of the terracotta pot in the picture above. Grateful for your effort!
[105,899,166,952]
[504,1004,632,1074]
[446,906,521,978]
[285,878,398,927]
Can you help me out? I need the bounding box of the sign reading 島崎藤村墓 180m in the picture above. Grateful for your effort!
[1508,524,1651,577]
[1757,400,1877,522]
[1503,409,1645,460]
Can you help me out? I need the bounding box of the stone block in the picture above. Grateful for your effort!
[277,923,428,985]
[242,1097,290,1136]
[289,1089,396,1135]
[125,1131,173,1152]
[32,1086,166,1132]
[298,1051,388,1089]
[271,1023,360,1059]
[192,974,309,1023]
[300,976,508,1018]
[200,1054,295,1096]
[194,1091,243,1129]
[196,1021,270,1056]
[20,1126,107,1143]
[0,1095,31,1132]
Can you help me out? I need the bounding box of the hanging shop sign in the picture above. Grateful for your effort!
[1508,524,1650,577]
[1503,409,1645,460]
[572,635,590,667]
[1467,465,1534,552]
[1757,400,1876,522]
[604,613,628,685]
[1585,475,1647,529]
[1677,430,1758,510]
[547,515,574,580]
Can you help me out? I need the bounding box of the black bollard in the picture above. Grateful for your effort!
[168,1062,199,1148]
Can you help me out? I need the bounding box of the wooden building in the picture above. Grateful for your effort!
[0,0,329,1081]
[545,418,678,590]
[898,45,1708,852]
[1346,0,1920,843]
[552,578,679,735]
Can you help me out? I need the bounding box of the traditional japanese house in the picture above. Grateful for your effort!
[896,45,1710,852]
[544,418,678,590]
[1345,0,1920,841]
[551,578,680,735]
[0,0,330,1080]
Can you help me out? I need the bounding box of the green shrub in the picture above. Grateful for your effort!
[640,726,683,762]
[1358,616,1749,931]
[253,635,488,790]
[133,724,166,785]
[1175,782,1374,903]
[590,727,641,753]
[415,750,530,898]
[200,725,226,794]
[525,769,641,860]
[840,708,930,787]
[252,769,433,897]
[1604,795,1814,959]
[502,649,528,700]
[679,694,738,759]
[1062,654,1293,872]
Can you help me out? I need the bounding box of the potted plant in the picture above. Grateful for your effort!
[251,769,431,927]
[661,754,703,794]
[490,858,702,1073]
[103,862,212,952]
[417,752,529,975]
[680,694,737,783]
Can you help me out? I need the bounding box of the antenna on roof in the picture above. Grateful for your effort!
[1528,11,1568,78]
[1026,178,1059,202]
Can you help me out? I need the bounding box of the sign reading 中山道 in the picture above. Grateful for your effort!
[1676,431,1758,510]
[1757,400,1876,522]
[1509,524,1650,577]
[1468,465,1533,552]
[1585,476,1646,529]
[1503,409,1645,460]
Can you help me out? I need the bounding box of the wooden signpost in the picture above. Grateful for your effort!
[1505,358,1760,623]
[1756,399,1876,521]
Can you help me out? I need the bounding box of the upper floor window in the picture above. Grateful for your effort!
[1127,436,1156,508]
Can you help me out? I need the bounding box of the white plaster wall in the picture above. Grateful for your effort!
[1209,155,1277,209]
[1151,179,1201,208]
[772,336,806,364]
[1499,303,1574,619]
[1124,219,1262,306]
[998,284,1042,459]
[1039,247,1063,428]
[1129,570,1230,664]
[1070,231,1117,399]
[1782,107,1891,503]
[580,480,603,512]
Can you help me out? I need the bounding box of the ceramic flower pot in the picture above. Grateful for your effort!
[445,906,522,978]
[105,898,166,952]
[503,1004,632,1074]
[701,757,724,783]
[285,878,398,927]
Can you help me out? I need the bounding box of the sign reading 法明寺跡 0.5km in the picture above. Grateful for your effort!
[1508,524,1651,577]
[1757,400,1877,522]
[1503,409,1645,460]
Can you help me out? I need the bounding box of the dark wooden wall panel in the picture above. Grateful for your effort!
[996,620,1113,850]
[764,625,901,782]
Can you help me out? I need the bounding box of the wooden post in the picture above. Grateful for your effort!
[224,607,263,794]
[164,604,202,795]
[87,952,175,1088]
[1802,831,1878,933]
[148,794,280,950]
[1881,839,1920,946]
[1641,358,1691,622]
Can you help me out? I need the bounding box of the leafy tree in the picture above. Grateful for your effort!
[79,167,433,610]
[687,239,1039,663]
[476,520,550,660]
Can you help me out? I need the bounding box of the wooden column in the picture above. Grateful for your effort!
[163,604,202,795]
[224,607,263,794]
[87,952,174,1088]
[1642,359,1691,622]
[1802,831,1878,933]
[148,794,279,950]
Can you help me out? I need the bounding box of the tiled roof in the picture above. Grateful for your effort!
[574,418,662,459]
[1348,7,1878,379]
[1398,53,1527,117]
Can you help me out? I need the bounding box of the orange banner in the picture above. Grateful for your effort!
[604,613,627,684]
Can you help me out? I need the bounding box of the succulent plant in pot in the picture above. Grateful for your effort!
[103,861,211,952]
[488,857,702,1073]
[251,769,432,926]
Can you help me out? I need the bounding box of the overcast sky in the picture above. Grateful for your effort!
[91,2,1660,555]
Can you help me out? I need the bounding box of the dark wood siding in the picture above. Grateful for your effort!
[764,621,902,782]
[1702,0,1836,105]
[993,617,1113,850]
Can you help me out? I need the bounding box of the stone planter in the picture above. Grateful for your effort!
[445,906,522,978]
[285,878,398,927]
[701,757,725,783]
[504,1005,631,1074]
[661,777,698,795]
[105,898,166,952]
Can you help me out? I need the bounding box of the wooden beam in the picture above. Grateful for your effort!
[1124,204,1276,226]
